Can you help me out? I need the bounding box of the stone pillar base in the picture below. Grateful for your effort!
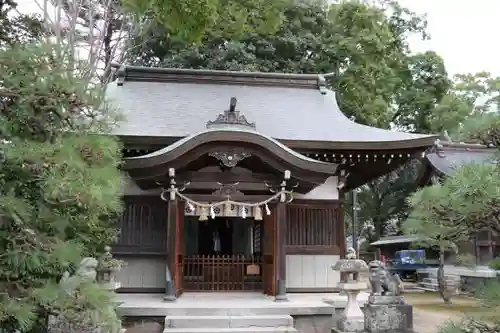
[274,279,288,302]
[331,282,366,333]
[163,280,176,302]
[364,296,413,333]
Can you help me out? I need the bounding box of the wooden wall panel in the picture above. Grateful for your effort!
[285,254,341,291]
[115,257,165,292]
[285,200,342,255]
[113,196,167,254]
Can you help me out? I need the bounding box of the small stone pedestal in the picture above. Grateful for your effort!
[364,295,413,333]
[332,282,366,333]
[331,248,368,333]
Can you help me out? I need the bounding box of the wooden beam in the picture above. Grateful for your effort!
[180,194,274,202]
[177,171,280,183]
[183,182,269,192]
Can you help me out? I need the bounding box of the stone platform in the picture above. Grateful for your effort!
[117,292,369,317]
[117,292,370,333]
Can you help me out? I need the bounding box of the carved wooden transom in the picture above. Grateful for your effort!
[209,149,251,168]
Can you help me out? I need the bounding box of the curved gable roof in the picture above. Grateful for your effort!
[124,127,336,176]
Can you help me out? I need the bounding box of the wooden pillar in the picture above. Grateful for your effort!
[275,202,288,301]
[165,199,178,301]
[164,167,178,301]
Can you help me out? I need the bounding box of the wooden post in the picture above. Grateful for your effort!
[164,167,177,301]
[275,169,290,301]
[165,199,177,301]
[275,202,288,301]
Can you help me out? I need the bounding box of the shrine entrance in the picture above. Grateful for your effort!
[123,103,338,299]
[182,215,265,292]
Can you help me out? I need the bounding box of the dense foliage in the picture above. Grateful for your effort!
[123,0,287,44]
[405,74,500,305]
[0,42,124,332]
[124,0,475,242]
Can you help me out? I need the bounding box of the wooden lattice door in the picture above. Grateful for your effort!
[262,206,276,296]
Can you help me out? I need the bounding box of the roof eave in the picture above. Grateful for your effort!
[119,134,439,152]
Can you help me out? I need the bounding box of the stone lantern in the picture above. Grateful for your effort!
[331,248,368,333]
[97,246,122,290]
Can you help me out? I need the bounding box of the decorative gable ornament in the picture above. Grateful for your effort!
[206,97,256,130]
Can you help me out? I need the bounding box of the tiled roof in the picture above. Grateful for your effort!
[426,141,497,176]
[106,65,436,150]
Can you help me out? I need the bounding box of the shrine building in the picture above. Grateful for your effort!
[106,65,437,300]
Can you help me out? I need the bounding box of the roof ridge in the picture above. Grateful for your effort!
[435,139,496,150]
[112,64,328,92]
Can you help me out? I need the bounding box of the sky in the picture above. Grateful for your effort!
[399,0,500,76]
[18,0,500,77]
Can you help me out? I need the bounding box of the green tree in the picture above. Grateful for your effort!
[0,41,123,332]
[405,79,500,304]
[345,162,422,244]
[122,0,286,44]
[127,0,430,127]
[125,0,473,244]
[0,0,45,48]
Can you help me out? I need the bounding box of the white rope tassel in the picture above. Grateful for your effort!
[210,206,216,219]
[241,206,247,219]
[254,206,263,221]
[265,203,271,215]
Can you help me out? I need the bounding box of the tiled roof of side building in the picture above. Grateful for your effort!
[106,65,437,150]
[425,140,497,176]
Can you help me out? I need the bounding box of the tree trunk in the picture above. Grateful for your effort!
[437,246,452,303]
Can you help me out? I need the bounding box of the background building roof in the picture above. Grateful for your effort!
[425,141,496,176]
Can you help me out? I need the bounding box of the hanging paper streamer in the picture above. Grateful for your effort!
[172,188,293,219]
[224,202,232,216]
[199,207,208,221]
[265,203,271,215]
[254,206,263,221]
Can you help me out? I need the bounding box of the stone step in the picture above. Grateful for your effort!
[158,305,332,317]
[164,315,294,329]
[422,278,455,284]
[414,286,440,292]
[163,327,298,333]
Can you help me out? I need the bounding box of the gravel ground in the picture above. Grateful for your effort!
[413,308,460,333]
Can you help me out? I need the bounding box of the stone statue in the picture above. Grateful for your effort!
[59,257,99,294]
[364,261,413,333]
[49,257,104,333]
[345,247,357,260]
[368,260,401,296]
[77,257,99,281]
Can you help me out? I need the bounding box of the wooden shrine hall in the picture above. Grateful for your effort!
[106,65,438,300]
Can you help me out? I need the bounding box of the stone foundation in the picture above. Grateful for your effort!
[363,296,413,333]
